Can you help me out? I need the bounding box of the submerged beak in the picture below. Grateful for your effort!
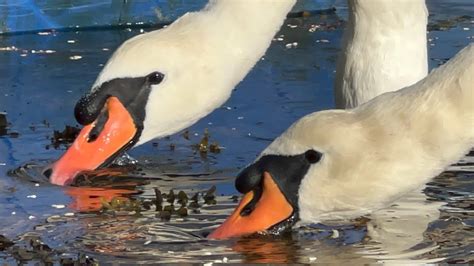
[208,172,293,239]
[47,97,137,186]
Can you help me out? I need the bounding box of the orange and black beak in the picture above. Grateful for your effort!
[208,171,294,239]
[208,150,322,239]
[46,97,138,186]
[44,72,164,186]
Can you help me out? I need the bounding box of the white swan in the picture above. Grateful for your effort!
[335,0,428,108]
[209,44,474,239]
[47,0,430,186]
[47,0,297,185]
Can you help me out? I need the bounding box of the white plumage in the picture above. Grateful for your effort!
[263,44,474,222]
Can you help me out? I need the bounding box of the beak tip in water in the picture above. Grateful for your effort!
[208,172,294,240]
[46,97,138,186]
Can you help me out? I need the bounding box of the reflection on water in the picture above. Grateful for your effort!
[2,156,472,264]
[1,3,473,264]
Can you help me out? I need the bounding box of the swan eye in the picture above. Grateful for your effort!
[147,71,165,85]
[304,149,321,164]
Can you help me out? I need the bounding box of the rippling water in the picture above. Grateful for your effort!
[0,2,473,264]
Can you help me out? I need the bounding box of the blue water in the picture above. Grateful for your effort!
[0,1,473,264]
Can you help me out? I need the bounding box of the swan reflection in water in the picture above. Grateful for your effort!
[60,172,444,264]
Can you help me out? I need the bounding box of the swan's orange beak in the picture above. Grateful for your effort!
[208,172,293,239]
[47,97,137,186]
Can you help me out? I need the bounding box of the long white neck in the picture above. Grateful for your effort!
[192,0,298,94]
[334,0,428,109]
[127,0,296,144]
[358,44,474,189]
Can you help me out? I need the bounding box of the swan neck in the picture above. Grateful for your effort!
[335,0,428,109]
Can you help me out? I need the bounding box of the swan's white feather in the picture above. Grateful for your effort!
[335,0,428,108]
[262,44,474,222]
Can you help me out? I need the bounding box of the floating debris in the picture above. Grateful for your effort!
[4,234,96,264]
[177,191,188,205]
[0,112,7,135]
[198,129,209,153]
[0,46,19,51]
[308,24,321,32]
[154,188,163,211]
[204,185,217,205]
[176,206,188,217]
[0,235,14,251]
[192,128,222,154]
[182,130,190,140]
[428,15,473,31]
[166,189,176,204]
[69,55,83,60]
[49,125,80,149]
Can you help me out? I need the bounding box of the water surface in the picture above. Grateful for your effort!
[0,2,473,264]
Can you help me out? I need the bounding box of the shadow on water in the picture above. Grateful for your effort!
[1,2,474,264]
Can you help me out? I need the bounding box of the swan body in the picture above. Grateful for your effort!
[210,44,473,239]
[335,0,428,108]
[266,44,474,222]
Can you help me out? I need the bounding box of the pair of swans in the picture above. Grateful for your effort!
[47,0,473,240]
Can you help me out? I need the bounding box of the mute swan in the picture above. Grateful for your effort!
[46,0,430,186]
[46,0,297,185]
[209,44,474,239]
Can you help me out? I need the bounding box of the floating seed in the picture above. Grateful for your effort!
[177,191,188,205]
[160,211,171,221]
[209,142,221,153]
[154,188,163,211]
[177,206,188,217]
[167,189,175,204]
[189,201,200,209]
[182,130,190,140]
[230,195,239,203]
[163,205,175,213]
[0,235,14,250]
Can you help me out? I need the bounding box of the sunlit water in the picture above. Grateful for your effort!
[1,2,473,264]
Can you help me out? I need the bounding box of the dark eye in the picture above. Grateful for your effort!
[147,71,165,85]
[305,149,321,164]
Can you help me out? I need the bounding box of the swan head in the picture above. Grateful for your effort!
[209,108,426,239]
[46,22,235,186]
